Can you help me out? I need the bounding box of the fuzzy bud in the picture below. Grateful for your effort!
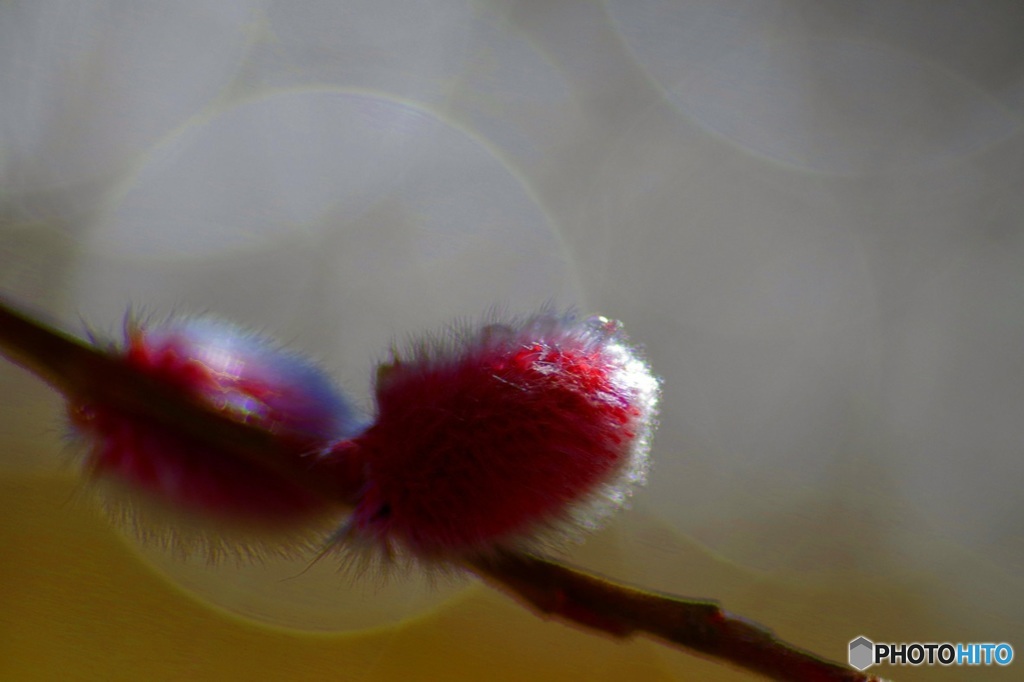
[69,316,365,523]
[348,312,660,559]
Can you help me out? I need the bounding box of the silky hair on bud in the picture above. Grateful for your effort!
[66,312,367,559]
[345,310,660,564]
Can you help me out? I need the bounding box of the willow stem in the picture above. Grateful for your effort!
[466,551,889,682]
[0,296,889,681]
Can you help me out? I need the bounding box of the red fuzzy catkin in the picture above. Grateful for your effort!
[342,312,660,561]
[69,315,367,527]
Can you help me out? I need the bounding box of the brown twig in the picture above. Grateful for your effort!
[0,296,887,681]
[467,551,888,682]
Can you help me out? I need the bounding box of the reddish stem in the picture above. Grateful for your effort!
[467,551,888,682]
[0,296,889,681]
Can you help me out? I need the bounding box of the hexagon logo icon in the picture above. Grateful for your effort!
[849,636,875,671]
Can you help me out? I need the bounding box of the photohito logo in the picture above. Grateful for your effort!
[849,636,1014,671]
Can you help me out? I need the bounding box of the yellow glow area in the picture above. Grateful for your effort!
[2,472,1008,681]
[0,473,674,682]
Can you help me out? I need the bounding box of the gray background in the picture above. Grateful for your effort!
[1,1,1021,679]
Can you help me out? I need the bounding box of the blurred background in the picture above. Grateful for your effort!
[1,1,1022,680]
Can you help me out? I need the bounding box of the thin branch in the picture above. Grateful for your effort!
[467,551,888,682]
[0,296,888,681]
